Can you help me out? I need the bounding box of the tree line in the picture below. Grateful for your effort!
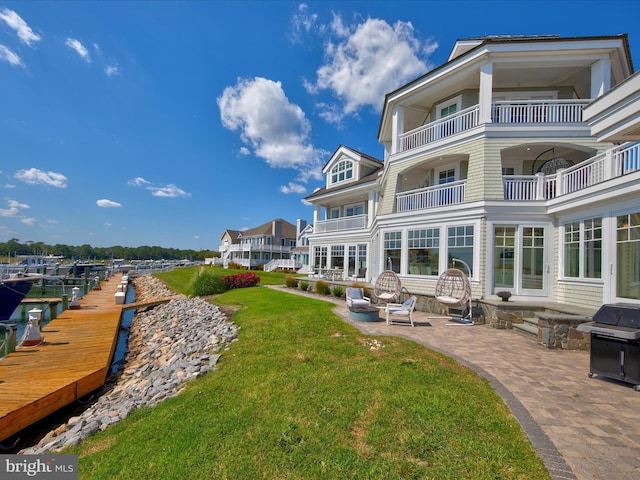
[0,238,219,262]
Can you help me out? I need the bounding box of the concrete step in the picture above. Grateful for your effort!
[513,316,539,337]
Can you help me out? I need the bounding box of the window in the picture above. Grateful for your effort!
[314,246,327,269]
[617,212,640,300]
[329,207,340,219]
[331,245,344,269]
[408,228,439,276]
[563,217,602,279]
[384,231,402,273]
[438,169,455,184]
[448,225,474,276]
[564,222,580,277]
[502,167,515,176]
[330,160,354,184]
[345,203,364,216]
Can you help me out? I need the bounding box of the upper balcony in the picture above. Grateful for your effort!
[398,99,590,154]
[314,214,368,234]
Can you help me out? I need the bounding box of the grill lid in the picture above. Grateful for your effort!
[593,303,640,329]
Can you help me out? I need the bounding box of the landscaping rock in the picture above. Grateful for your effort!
[21,275,238,454]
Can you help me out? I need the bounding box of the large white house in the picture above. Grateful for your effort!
[305,34,640,312]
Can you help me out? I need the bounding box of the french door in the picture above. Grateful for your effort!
[494,225,547,296]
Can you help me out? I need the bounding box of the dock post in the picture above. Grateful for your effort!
[61,293,69,311]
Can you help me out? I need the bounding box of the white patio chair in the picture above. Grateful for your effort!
[385,296,417,327]
[346,287,371,309]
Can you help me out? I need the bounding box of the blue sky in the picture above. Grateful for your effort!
[0,1,639,250]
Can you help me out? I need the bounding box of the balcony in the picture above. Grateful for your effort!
[393,144,639,213]
[396,180,466,213]
[314,214,368,233]
[397,100,591,154]
[503,143,640,200]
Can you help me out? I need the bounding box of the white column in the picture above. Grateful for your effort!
[479,62,494,124]
[367,191,375,228]
[591,58,611,99]
[391,105,405,154]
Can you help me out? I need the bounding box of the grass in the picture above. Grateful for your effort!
[66,268,550,479]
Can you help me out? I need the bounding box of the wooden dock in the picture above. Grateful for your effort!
[0,277,127,443]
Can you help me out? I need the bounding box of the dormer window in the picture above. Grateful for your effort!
[330,160,354,185]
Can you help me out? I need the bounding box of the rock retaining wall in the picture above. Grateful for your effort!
[21,275,238,454]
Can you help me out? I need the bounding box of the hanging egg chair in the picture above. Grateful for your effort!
[434,268,473,325]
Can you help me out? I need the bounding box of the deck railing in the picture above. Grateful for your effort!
[397,99,591,153]
[491,99,590,124]
[314,214,368,233]
[503,143,640,200]
[399,105,479,152]
[396,180,466,213]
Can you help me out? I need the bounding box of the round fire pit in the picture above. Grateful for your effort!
[348,306,381,322]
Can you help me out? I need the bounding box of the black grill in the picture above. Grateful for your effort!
[577,303,640,390]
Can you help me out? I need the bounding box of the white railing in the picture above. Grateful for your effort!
[615,142,640,175]
[396,180,466,212]
[314,214,368,233]
[503,175,542,200]
[397,99,591,154]
[399,105,479,152]
[503,143,640,200]
[492,99,590,124]
[226,244,293,253]
[263,259,301,272]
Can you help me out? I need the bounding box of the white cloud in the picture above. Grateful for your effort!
[96,199,122,208]
[218,76,326,183]
[303,14,437,124]
[21,217,36,225]
[0,8,41,46]
[0,199,29,217]
[128,177,190,198]
[194,235,200,239]
[290,3,319,44]
[148,184,190,198]
[104,222,112,227]
[15,168,68,188]
[105,65,120,76]
[280,182,307,194]
[127,177,151,186]
[65,38,90,62]
[0,44,23,66]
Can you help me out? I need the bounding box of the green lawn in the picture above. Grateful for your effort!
[67,268,550,479]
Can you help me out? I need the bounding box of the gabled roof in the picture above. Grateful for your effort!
[304,169,381,200]
[239,218,297,239]
[220,229,242,241]
[322,144,383,172]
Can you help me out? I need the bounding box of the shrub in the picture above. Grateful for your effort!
[222,272,261,290]
[285,276,298,288]
[315,280,331,295]
[332,286,344,298]
[299,281,309,291]
[228,261,245,270]
[191,269,227,296]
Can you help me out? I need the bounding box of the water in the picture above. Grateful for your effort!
[110,284,136,374]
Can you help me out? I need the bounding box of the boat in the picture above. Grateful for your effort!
[0,274,40,321]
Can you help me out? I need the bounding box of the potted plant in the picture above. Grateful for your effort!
[496,291,512,302]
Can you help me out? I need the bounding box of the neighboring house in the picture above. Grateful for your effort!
[291,219,313,273]
[219,218,302,270]
[304,34,640,311]
[305,145,383,281]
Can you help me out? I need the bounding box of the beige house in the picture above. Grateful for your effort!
[305,34,640,311]
[219,219,300,270]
